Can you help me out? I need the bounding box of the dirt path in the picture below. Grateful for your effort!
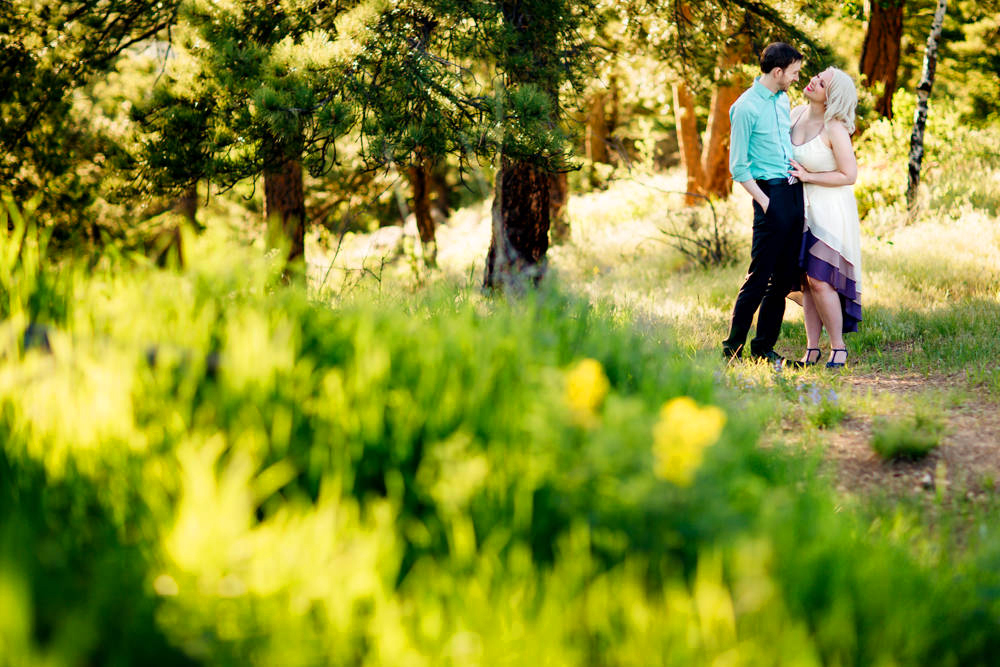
[822,372,1000,501]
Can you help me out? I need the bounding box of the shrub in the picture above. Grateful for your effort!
[855,91,1000,221]
[870,413,945,461]
[810,398,848,430]
[659,199,741,269]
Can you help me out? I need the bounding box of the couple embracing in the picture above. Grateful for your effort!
[722,42,862,369]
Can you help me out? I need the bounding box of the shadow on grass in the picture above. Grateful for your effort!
[0,447,196,667]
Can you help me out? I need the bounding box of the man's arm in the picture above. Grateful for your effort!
[729,104,769,211]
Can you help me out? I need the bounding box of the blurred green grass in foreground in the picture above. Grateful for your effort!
[2,197,1000,665]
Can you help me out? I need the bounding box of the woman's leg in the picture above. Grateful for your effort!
[802,283,824,347]
[801,282,824,362]
[806,276,845,359]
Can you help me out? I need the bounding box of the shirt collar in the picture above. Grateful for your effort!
[752,77,784,101]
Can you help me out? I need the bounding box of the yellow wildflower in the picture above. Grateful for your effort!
[652,396,726,486]
[565,358,610,417]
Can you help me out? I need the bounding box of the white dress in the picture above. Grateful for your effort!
[792,132,863,332]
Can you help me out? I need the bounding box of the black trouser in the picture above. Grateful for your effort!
[723,179,804,357]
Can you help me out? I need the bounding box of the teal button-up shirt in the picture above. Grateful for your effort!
[728,79,794,183]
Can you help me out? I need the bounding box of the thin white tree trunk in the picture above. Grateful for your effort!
[906,0,948,211]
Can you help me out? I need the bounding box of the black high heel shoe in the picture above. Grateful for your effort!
[789,348,822,369]
[826,348,848,368]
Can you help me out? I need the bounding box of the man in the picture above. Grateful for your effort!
[722,42,805,367]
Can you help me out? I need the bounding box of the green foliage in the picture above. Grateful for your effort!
[2,219,1000,664]
[4,0,999,249]
[810,398,848,430]
[907,0,1000,123]
[855,90,1000,219]
[0,194,72,324]
[130,0,596,239]
[0,0,181,231]
[0,449,195,667]
[133,0,355,193]
[346,0,595,171]
[871,413,945,461]
[621,1,836,92]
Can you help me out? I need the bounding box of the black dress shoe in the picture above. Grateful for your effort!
[722,344,743,361]
[750,350,787,367]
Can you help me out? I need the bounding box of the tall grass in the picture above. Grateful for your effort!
[3,195,1000,665]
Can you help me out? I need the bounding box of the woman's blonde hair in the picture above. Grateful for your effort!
[824,67,858,134]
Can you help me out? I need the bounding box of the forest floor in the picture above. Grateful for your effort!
[786,370,1000,501]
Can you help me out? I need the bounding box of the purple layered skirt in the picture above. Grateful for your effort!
[799,228,862,333]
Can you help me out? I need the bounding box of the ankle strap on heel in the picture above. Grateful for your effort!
[826,348,848,368]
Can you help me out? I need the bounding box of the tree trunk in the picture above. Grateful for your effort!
[586,90,609,164]
[907,0,948,211]
[264,157,306,267]
[176,182,198,225]
[700,34,750,199]
[608,75,620,140]
[549,171,569,244]
[672,82,705,205]
[407,157,437,266]
[860,1,904,119]
[549,81,570,244]
[483,0,558,290]
[483,157,550,290]
[701,86,741,198]
[700,86,740,198]
[429,163,450,220]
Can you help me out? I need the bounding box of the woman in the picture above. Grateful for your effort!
[788,67,862,368]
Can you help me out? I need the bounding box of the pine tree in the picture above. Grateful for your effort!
[0,0,180,229]
[338,2,482,266]
[133,0,357,268]
[860,1,906,119]
[339,0,594,288]
[478,0,593,289]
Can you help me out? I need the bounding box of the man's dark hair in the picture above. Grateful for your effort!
[760,42,803,74]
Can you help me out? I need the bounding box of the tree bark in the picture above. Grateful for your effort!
[907,0,947,211]
[608,75,620,141]
[176,182,198,224]
[549,82,571,245]
[483,157,550,290]
[549,171,569,244]
[700,34,750,199]
[429,163,450,220]
[860,1,905,119]
[672,82,705,205]
[264,157,306,267]
[483,0,558,290]
[701,86,740,198]
[586,90,609,164]
[407,157,437,266]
